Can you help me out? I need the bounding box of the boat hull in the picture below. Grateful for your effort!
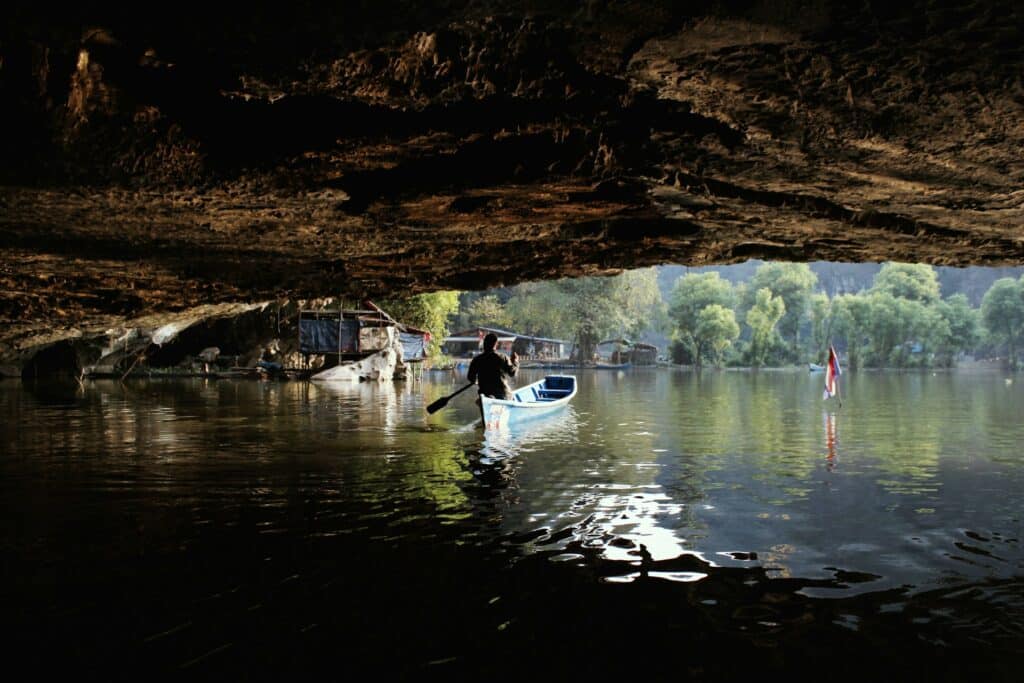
[481,375,577,431]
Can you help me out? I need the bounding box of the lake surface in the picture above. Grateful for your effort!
[2,369,1022,679]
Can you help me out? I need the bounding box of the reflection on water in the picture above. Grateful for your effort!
[1,369,1022,679]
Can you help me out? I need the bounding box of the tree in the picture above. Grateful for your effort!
[911,303,951,367]
[379,291,460,358]
[831,288,978,369]
[831,293,872,369]
[870,263,941,304]
[668,272,735,362]
[860,293,948,367]
[807,292,832,363]
[745,288,785,367]
[503,281,569,338]
[744,263,818,359]
[933,294,979,365]
[464,295,513,329]
[981,277,1024,368]
[693,304,740,368]
[504,268,663,362]
[616,268,665,339]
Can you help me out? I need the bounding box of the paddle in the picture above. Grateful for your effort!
[426,382,476,414]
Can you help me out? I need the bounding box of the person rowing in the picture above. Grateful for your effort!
[425,332,518,418]
[468,332,519,419]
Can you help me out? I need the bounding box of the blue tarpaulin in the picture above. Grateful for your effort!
[300,318,360,354]
[400,331,428,361]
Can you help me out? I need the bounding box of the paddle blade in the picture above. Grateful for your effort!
[425,396,449,414]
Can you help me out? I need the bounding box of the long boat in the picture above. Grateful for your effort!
[481,375,577,431]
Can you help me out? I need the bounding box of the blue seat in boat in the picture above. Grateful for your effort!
[544,376,574,391]
[539,388,571,398]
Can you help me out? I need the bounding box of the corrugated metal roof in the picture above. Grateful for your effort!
[448,326,569,345]
[444,336,515,343]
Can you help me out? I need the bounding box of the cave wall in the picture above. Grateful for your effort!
[2,1,1022,361]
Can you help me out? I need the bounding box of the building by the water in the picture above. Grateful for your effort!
[443,327,570,359]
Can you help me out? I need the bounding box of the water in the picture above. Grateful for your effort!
[2,369,1022,679]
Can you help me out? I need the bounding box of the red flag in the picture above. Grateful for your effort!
[823,345,842,400]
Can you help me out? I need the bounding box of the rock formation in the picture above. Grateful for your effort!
[311,326,407,382]
[2,1,1022,370]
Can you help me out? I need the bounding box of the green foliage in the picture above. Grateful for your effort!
[860,293,947,367]
[745,288,785,367]
[743,263,817,358]
[861,292,906,365]
[829,283,983,369]
[907,303,950,367]
[379,291,460,358]
[933,294,979,365]
[614,268,664,338]
[502,281,569,338]
[669,337,693,364]
[452,288,511,330]
[831,294,872,370]
[693,304,740,368]
[668,272,735,362]
[669,272,736,324]
[453,262,1009,370]
[981,277,1024,367]
[807,292,832,363]
[503,268,663,360]
[870,263,941,304]
[464,294,513,329]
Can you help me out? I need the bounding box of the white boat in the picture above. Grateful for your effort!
[481,375,577,431]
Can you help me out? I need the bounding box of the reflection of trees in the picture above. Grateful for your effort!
[660,372,820,504]
[7,369,1023,583]
[6,379,479,520]
[849,375,942,495]
[839,373,1020,496]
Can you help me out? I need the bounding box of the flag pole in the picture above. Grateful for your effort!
[834,342,842,409]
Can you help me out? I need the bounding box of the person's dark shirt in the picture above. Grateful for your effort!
[467,350,519,399]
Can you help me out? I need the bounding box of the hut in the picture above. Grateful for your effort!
[629,342,658,366]
[442,327,517,357]
[596,339,632,365]
[299,300,431,380]
[596,339,659,366]
[512,334,569,359]
[442,327,570,359]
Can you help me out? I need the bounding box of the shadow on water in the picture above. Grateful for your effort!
[445,394,1023,681]
[1,372,1022,680]
[459,408,580,499]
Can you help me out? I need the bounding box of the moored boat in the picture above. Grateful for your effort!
[481,375,577,431]
[595,361,631,370]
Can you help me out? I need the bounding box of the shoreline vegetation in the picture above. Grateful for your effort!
[446,262,1024,373]
[12,261,1023,381]
[6,356,1016,383]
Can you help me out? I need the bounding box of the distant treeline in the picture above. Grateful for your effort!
[387,262,1024,369]
[665,262,1024,369]
[657,261,1024,307]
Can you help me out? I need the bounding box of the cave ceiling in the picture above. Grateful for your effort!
[2,1,1022,354]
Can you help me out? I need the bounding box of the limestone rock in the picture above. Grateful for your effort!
[311,327,406,383]
[1,2,1022,345]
